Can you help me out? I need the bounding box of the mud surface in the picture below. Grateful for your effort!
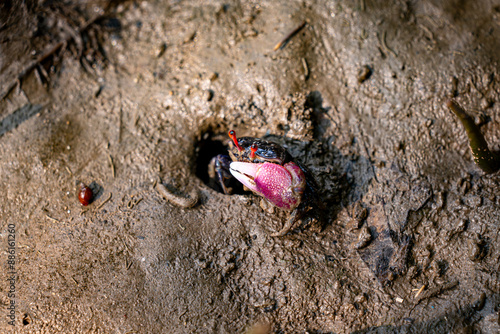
[1,1,500,333]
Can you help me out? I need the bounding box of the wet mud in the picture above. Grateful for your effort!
[1,0,499,333]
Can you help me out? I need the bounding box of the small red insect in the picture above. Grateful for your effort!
[78,182,93,206]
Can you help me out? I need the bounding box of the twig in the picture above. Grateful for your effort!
[45,214,63,223]
[414,284,426,299]
[273,21,307,51]
[301,58,309,80]
[0,15,105,101]
[118,106,123,144]
[178,309,188,320]
[96,192,112,210]
[1,42,64,100]
[108,154,115,178]
[409,280,459,316]
[120,236,131,252]
[416,280,459,303]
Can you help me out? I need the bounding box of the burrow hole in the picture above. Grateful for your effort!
[194,130,245,194]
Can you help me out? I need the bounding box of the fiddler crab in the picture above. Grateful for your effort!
[209,130,322,236]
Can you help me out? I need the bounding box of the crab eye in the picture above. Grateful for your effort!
[250,143,258,159]
[228,130,244,151]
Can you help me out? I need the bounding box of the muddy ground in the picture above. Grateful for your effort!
[1,0,500,333]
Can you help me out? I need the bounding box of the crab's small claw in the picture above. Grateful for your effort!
[229,161,306,211]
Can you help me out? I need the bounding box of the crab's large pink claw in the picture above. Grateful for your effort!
[229,161,306,211]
